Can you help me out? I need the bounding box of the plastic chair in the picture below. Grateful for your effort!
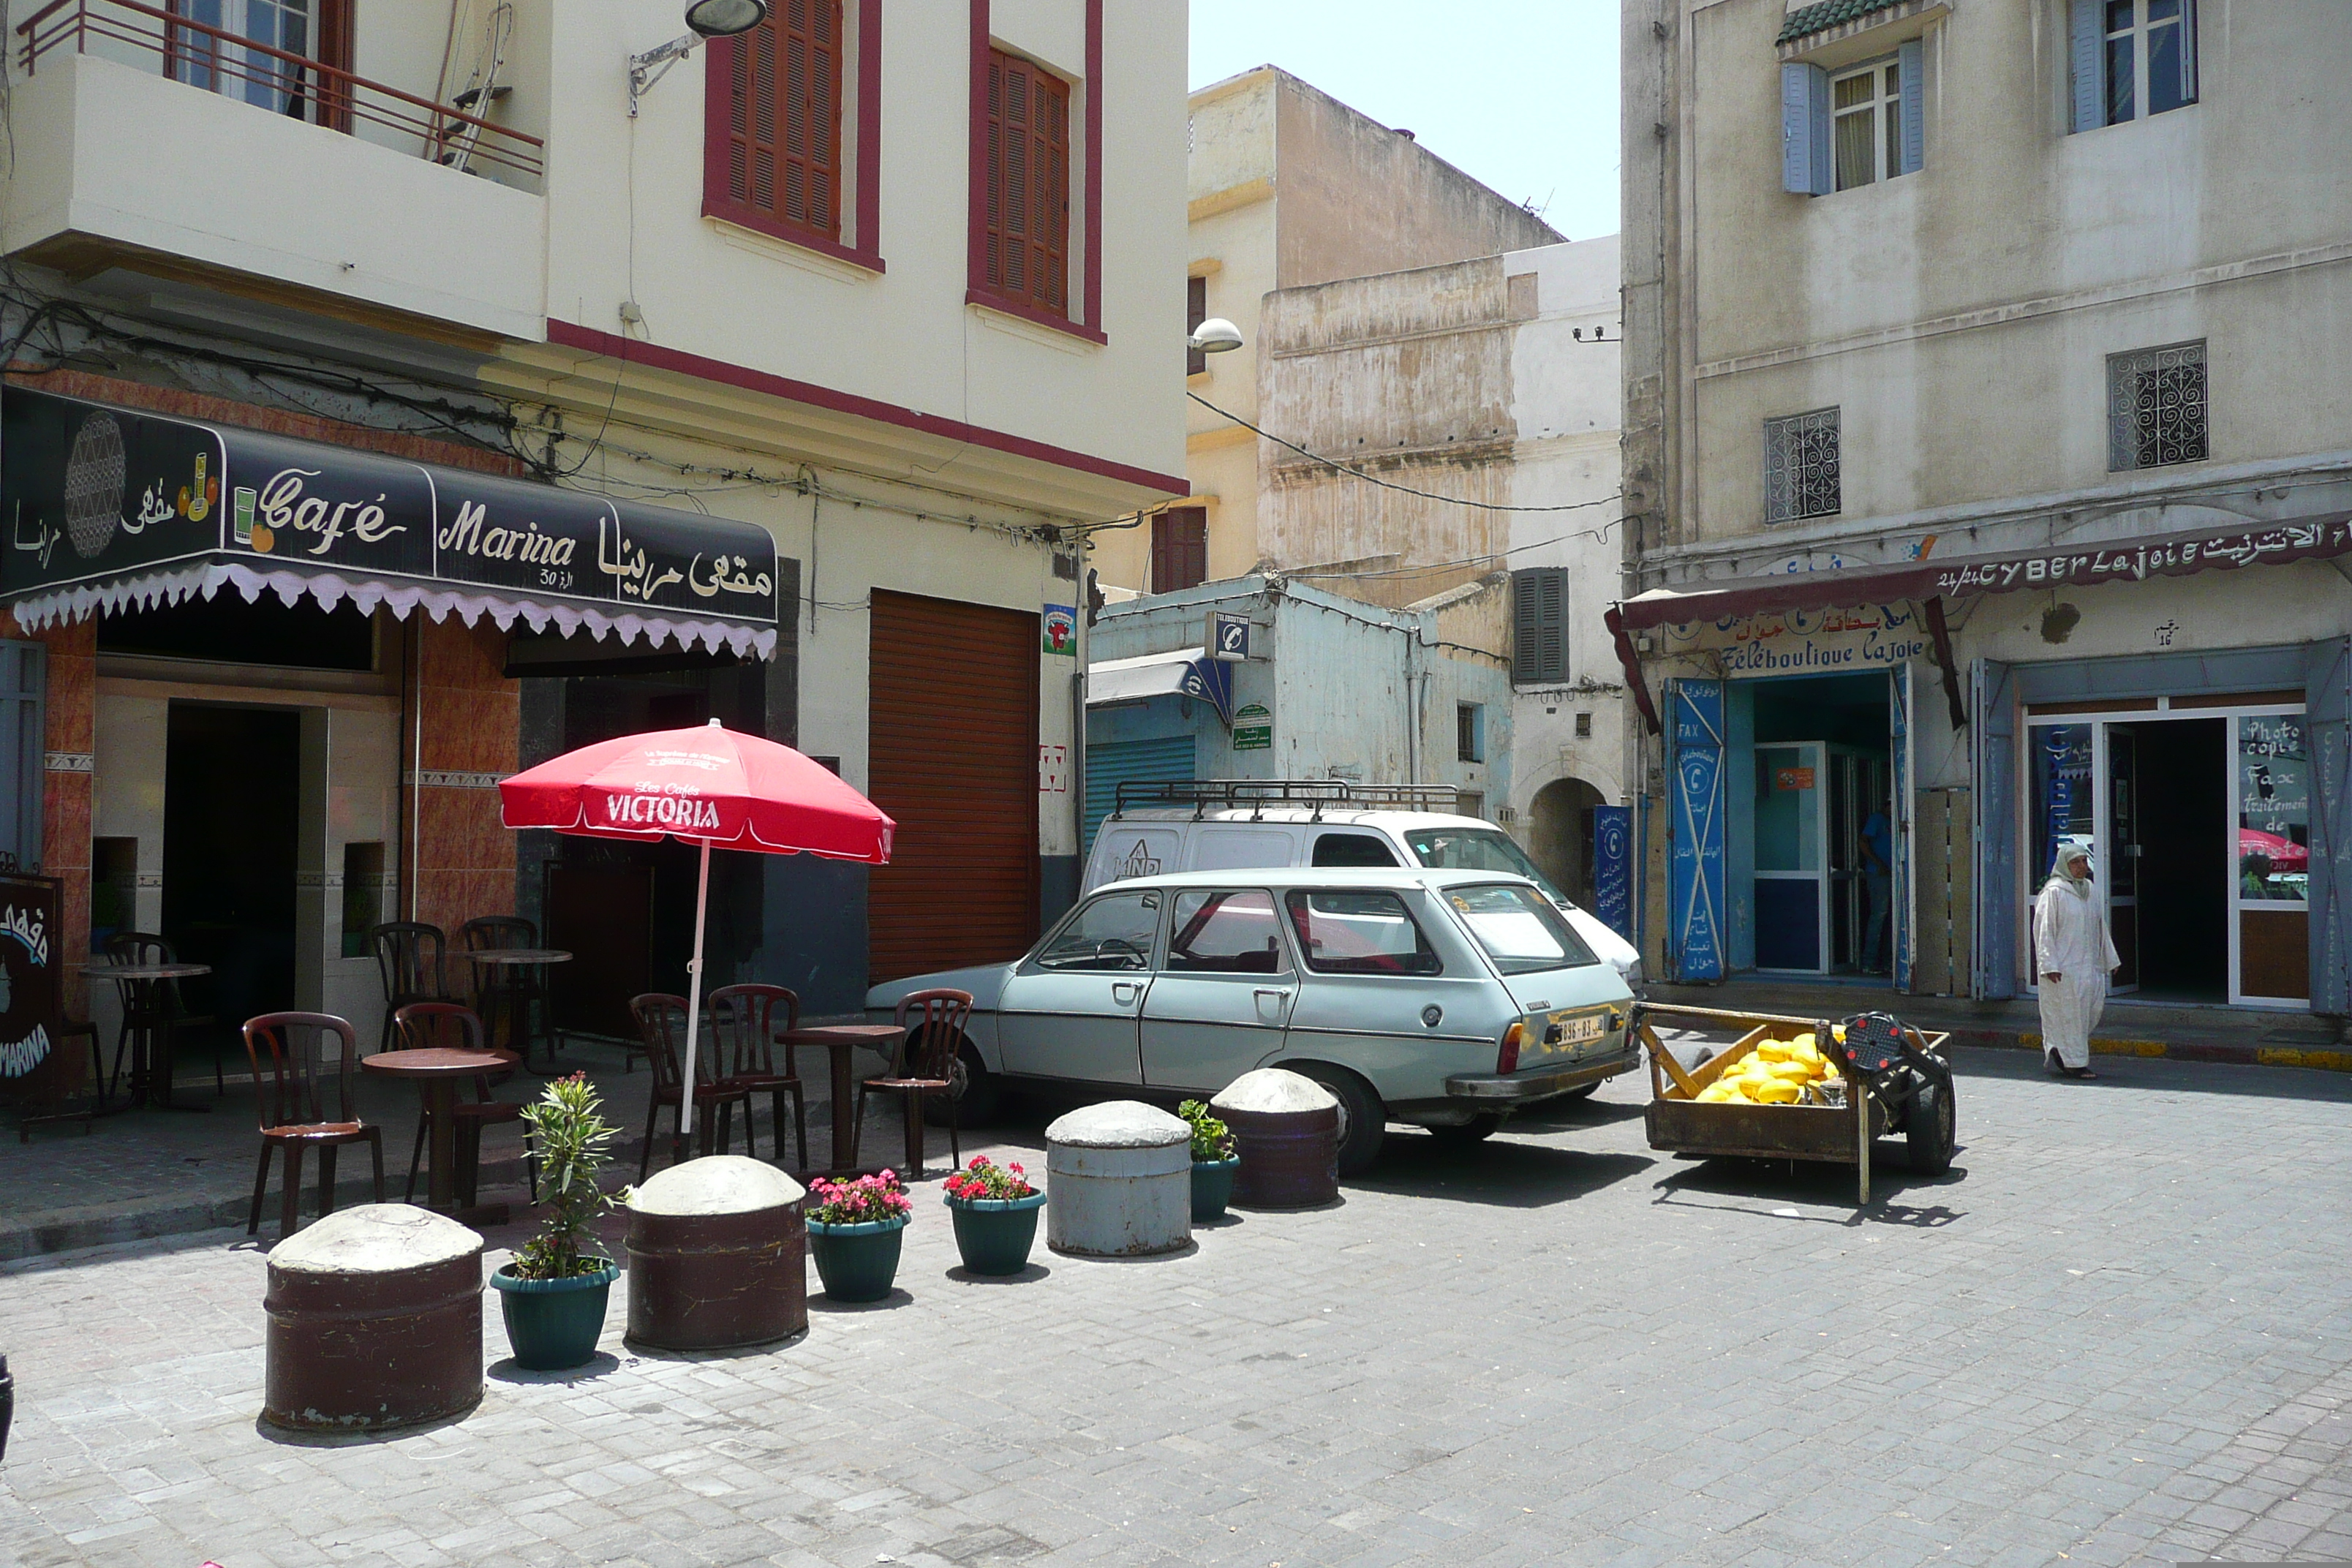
[391,1002,536,1205]
[851,989,971,1180]
[706,984,810,1169]
[628,993,753,1180]
[102,931,217,1098]
[241,1011,385,1241]
[368,922,453,1057]
[458,915,557,1066]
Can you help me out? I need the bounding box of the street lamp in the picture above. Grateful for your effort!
[629,0,769,118]
[1188,317,1244,355]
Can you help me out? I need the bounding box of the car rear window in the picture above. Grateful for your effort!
[1405,826,1569,904]
[1284,889,1442,976]
[1444,883,1599,975]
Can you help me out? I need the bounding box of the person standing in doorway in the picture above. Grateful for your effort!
[2035,842,2121,1079]
[1859,804,1893,976]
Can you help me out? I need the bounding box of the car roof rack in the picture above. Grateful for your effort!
[1110,778,1466,823]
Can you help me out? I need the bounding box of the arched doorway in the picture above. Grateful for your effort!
[1529,777,1607,908]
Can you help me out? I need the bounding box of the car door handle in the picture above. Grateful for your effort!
[1112,981,1142,1005]
[1254,987,1292,1022]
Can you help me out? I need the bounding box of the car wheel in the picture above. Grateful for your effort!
[1292,1063,1385,1176]
[1906,1077,1955,1175]
[1425,1113,1502,1145]
[922,1043,1001,1127]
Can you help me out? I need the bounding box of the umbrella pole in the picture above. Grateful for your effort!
[676,836,713,1161]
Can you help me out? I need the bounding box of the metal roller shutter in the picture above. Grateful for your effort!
[1083,735,1195,856]
[867,591,1040,982]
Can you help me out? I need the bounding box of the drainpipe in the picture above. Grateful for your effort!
[1401,623,1417,785]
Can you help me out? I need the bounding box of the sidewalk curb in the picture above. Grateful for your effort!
[1950,1027,2352,1073]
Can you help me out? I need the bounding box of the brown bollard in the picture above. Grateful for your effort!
[625,1156,807,1352]
[1211,1068,1341,1209]
[264,1205,483,1432]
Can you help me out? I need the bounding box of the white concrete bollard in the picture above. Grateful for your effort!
[1044,1101,1192,1258]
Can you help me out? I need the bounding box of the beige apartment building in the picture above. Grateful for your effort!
[1618,0,2351,1027]
[1088,65,1558,599]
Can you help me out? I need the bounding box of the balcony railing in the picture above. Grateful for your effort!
[15,0,543,183]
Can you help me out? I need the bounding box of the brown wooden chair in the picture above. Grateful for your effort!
[368,921,454,1057]
[706,984,809,1169]
[391,1002,535,1205]
[851,989,972,1180]
[103,931,218,1099]
[241,1011,384,1241]
[458,915,559,1066]
[629,993,753,1180]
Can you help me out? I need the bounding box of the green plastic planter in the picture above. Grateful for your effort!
[489,1262,620,1371]
[944,1190,1046,1275]
[806,1215,908,1302]
[1191,1156,1240,1221]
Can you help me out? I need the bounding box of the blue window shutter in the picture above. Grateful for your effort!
[2069,0,2104,132]
[1782,62,1830,195]
[1898,38,1925,174]
[2179,0,2200,104]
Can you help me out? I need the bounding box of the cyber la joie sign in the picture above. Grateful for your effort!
[1,386,779,631]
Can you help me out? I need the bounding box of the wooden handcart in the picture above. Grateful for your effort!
[1630,1001,1956,1204]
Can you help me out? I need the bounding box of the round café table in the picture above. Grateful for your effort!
[361,1046,521,1224]
[87,960,213,1114]
[461,948,571,1061]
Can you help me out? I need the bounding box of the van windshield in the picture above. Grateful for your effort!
[1405,826,1568,904]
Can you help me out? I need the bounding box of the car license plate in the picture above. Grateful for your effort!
[1550,1011,1605,1047]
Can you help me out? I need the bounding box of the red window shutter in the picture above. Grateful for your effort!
[1187,275,1207,376]
[717,0,843,241]
[1152,509,1208,595]
[985,47,1071,317]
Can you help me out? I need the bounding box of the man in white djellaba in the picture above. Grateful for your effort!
[2035,841,2121,1079]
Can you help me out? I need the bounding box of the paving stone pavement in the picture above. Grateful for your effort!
[3,1047,2350,1568]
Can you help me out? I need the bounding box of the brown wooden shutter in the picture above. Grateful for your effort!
[720,0,843,240]
[867,592,1041,983]
[985,48,1071,316]
[1187,276,1207,376]
[1151,509,1208,595]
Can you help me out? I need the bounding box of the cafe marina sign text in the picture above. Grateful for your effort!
[1,387,779,647]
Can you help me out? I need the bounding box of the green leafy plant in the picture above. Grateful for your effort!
[1177,1099,1235,1163]
[510,1073,624,1280]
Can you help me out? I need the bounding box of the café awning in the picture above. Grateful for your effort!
[1086,648,1234,725]
[1,386,780,657]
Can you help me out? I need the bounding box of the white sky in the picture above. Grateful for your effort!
[1187,0,1624,243]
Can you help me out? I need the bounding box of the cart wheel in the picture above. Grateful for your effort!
[1907,1078,1956,1175]
[1426,1113,1503,1145]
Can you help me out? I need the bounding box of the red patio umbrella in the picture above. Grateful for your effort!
[2239,827,2308,870]
[499,720,894,1139]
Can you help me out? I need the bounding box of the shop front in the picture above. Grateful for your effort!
[1,383,778,1055]
[1613,513,2352,1021]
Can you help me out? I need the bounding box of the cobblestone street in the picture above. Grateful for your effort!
[4,1048,2350,1568]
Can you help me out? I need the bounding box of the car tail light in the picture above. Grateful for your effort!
[1498,1021,1523,1075]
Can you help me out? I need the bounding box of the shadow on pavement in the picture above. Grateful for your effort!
[489,1350,625,1384]
[1354,1140,1654,1209]
[944,1262,1053,1285]
[1650,1153,1969,1226]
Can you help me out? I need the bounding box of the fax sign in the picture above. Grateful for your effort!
[1207,611,1253,662]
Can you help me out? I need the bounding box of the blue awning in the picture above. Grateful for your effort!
[1085,649,1233,726]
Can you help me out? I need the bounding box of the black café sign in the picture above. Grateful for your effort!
[1,387,778,625]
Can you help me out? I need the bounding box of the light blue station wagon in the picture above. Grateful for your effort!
[866,867,1638,1172]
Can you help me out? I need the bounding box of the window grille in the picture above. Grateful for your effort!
[1764,407,1842,524]
[2108,342,2208,471]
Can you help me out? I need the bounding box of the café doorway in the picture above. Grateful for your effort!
[162,702,301,1071]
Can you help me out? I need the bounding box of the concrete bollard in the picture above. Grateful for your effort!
[263,1204,483,1432]
[624,1156,807,1352]
[1044,1101,1191,1258]
[1211,1068,1340,1209]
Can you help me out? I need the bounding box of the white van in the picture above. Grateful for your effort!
[1082,780,1643,990]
